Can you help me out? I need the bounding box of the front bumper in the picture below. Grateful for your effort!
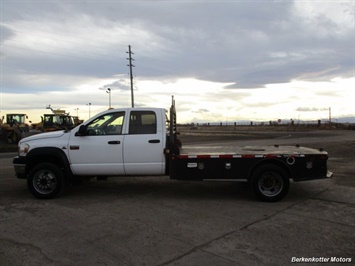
[13,156,27,179]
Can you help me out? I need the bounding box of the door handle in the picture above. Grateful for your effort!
[108,141,121,144]
[148,139,160,143]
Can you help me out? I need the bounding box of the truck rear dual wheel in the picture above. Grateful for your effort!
[250,164,290,202]
[27,163,65,199]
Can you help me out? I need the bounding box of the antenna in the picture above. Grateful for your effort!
[127,45,135,108]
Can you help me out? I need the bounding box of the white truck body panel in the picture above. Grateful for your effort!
[123,109,166,175]
[123,133,165,175]
[66,108,166,176]
[68,134,125,175]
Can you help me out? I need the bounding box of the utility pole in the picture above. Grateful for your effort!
[74,108,79,117]
[86,103,91,118]
[106,88,111,109]
[127,45,135,108]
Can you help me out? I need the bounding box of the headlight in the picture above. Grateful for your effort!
[19,143,30,157]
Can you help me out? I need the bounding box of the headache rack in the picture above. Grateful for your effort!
[167,96,181,155]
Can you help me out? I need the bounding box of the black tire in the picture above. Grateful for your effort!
[27,163,65,199]
[13,132,20,144]
[7,132,15,144]
[250,164,290,202]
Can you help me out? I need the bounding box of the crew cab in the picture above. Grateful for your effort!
[13,98,332,201]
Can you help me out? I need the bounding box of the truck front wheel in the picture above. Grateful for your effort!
[27,163,65,199]
[250,164,290,202]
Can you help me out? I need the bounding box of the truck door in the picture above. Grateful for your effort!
[123,110,165,175]
[69,111,126,175]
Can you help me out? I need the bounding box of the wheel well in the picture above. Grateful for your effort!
[26,148,72,181]
[248,159,291,181]
[27,155,63,170]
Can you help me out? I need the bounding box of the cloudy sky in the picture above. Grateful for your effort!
[1,0,354,123]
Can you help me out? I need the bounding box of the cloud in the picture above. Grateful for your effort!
[192,109,209,114]
[1,1,354,122]
[98,76,131,91]
[2,1,353,87]
[296,107,330,112]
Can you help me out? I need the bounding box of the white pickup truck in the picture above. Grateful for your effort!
[13,97,332,201]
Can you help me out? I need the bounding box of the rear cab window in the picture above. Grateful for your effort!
[129,111,157,134]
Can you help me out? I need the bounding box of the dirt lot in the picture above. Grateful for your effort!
[0,129,354,265]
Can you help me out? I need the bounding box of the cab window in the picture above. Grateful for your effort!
[86,112,125,135]
[129,111,156,134]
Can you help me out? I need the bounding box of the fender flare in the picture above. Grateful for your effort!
[26,147,73,181]
[248,158,292,181]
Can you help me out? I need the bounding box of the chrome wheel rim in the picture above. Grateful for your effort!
[258,172,283,197]
[33,170,57,195]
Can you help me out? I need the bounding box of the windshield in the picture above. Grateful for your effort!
[7,114,25,124]
[61,116,74,126]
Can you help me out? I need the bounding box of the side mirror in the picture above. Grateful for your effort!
[75,125,87,136]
